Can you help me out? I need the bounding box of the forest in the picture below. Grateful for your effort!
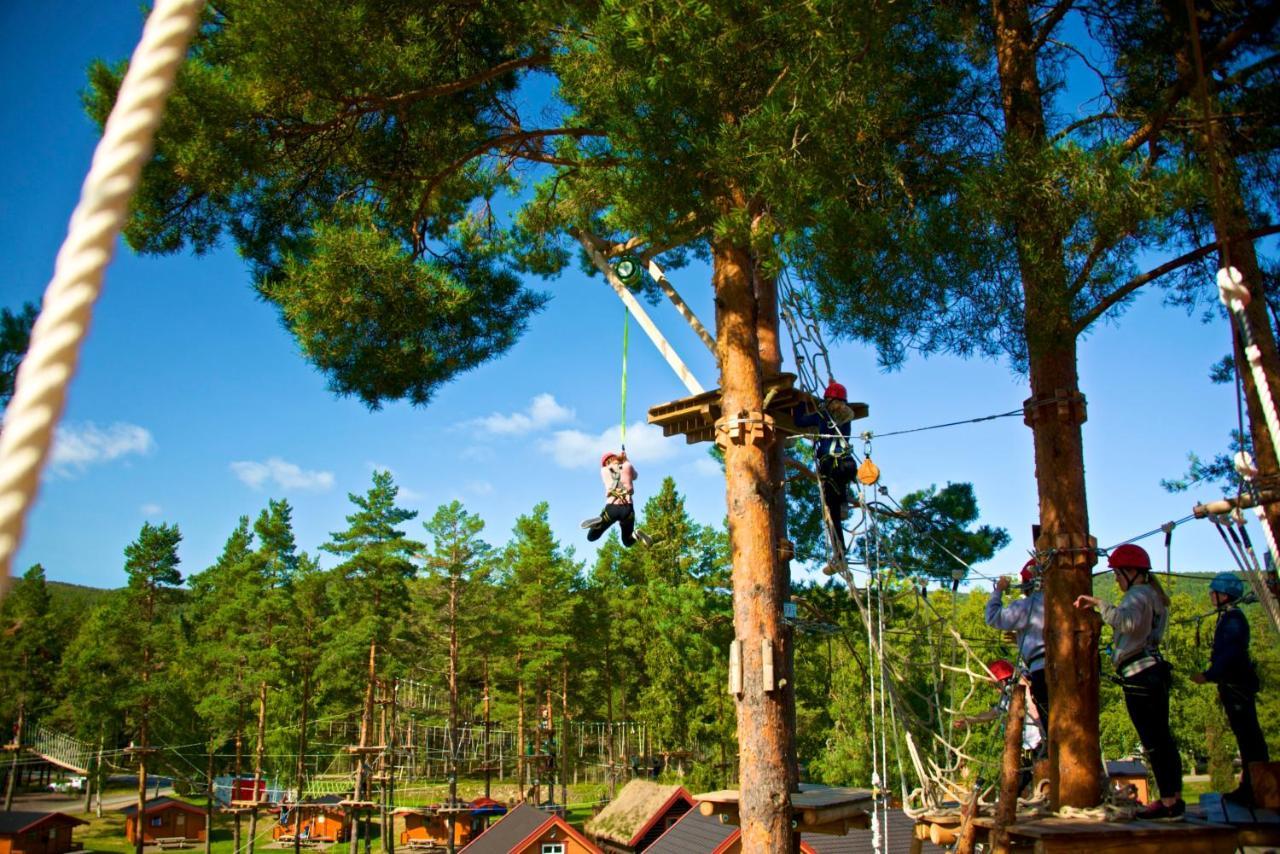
[3,470,1276,824]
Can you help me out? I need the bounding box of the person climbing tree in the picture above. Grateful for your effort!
[1075,544,1183,820]
[1191,572,1269,806]
[792,380,856,573]
[986,559,1048,730]
[581,451,652,548]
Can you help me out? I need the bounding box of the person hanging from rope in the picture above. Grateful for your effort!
[792,379,857,573]
[952,659,1044,793]
[986,559,1048,731]
[1075,544,1183,820]
[581,451,654,548]
[1191,572,1269,806]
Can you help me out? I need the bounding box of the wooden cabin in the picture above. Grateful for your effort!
[460,803,600,854]
[120,797,207,845]
[0,811,86,854]
[397,799,506,851]
[273,796,350,843]
[586,782,694,853]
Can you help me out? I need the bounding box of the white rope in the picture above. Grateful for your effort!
[0,0,205,581]
[1220,266,1280,472]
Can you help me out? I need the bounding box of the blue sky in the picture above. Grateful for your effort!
[0,1,1259,590]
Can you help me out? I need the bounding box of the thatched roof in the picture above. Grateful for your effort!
[585,781,692,847]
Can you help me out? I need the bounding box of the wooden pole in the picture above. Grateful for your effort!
[482,659,491,800]
[247,681,267,854]
[714,231,795,852]
[990,686,1027,854]
[953,786,981,854]
[294,666,311,854]
[559,661,568,810]
[3,703,23,811]
[205,745,214,854]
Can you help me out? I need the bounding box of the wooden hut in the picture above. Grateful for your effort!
[272,796,350,843]
[0,811,86,854]
[397,799,506,851]
[460,803,600,854]
[586,782,694,853]
[120,797,207,845]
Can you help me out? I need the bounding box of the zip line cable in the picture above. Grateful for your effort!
[620,308,629,452]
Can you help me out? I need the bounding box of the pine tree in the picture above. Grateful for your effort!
[0,565,58,810]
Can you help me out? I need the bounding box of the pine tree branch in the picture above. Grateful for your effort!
[1073,224,1280,333]
[342,54,552,110]
[1031,1,1075,56]
[1122,5,1280,154]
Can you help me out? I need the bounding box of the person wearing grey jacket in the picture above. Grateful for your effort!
[1075,543,1182,820]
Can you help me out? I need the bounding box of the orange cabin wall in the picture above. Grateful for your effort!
[516,826,599,854]
[400,814,477,847]
[271,808,349,842]
[125,808,207,843]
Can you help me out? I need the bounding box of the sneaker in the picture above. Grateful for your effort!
[636,531,654,547]
[581,515,603,529]
[1136,798,1185,821]
[822,560,843,577]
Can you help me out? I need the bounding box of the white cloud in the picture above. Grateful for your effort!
[692,456,722,477]
[140,503,163,517]
[538,421,678,470]
[230,457,334,492]
[51,421,154,473]
[471,393,575,437]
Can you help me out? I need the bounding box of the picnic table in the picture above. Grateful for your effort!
[154,837,189,850]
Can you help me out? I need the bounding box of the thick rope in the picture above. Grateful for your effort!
[0,0,205,582]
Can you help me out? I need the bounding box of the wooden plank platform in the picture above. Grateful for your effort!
[694,784,875,835]
[647,373,869,445]
[1189,792,1280,847]
[971,814,1238,853]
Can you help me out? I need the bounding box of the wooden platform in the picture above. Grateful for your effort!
[694,784,875,836]
[970,814,1238,853]
[1189,792,1280,848]
[648,373,869,445]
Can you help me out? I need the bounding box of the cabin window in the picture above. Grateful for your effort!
[150,817,164,827]
[541,844,564,854]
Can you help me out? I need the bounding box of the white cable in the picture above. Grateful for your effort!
[0,0,205,581]
[1220,266,1280,472]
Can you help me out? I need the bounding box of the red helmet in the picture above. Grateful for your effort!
[987,659,1015,682]
[1108,544,1151,572]
[601,451,620,466]
[1020,559,1037,585]
[824,380,848,401]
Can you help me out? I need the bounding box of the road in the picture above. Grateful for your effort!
[12,786,175,812]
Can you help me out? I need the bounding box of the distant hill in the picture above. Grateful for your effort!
[47,579,114,613]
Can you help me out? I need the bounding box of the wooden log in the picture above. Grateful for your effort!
[1250,760,1280,810]
[991,685,1027,853]
[801,801,871,826]
[930,823,960,845]
[953,787,981,854]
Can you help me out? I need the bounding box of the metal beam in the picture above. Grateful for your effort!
[577,233,706,396]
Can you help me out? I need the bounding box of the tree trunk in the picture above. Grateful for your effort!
[482,658,491,800]
[990,686,1027,854]
[351,639,377,854]
[206,746,215,854]
[295,667,311,854]
[3,702,22,811]
[135,717,148,854]
[247,682,267,854]
[559,661,568,810]
[990,0,1102,808]
[95,734,104,818]
[516,660,525,802]
[447,575,459,854]
[233,704,244,854]
[714,233,794,852]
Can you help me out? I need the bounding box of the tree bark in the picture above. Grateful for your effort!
[206,746,215,854]
[295,668,311,854]
[447,574,459,854]
[990,686,1027,854]
[3,703,22,812]
[247,682,267,854]
[135,717,148,854]
[482,658,491,800]
[516,659,525,802]
[714,234,795,852]
[559,661,568,810]
[990,0,1102,808]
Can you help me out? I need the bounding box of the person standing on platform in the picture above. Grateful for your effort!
[1192,572,1270,806]
[1075,543,1183,820]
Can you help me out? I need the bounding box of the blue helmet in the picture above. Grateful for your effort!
[1209,572,1245,602]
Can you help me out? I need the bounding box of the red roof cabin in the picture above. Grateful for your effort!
[272,796,350,843]
[0,811,86,854]
[460,803,601,854]
[585,782,695,853]
[119,797,207,845]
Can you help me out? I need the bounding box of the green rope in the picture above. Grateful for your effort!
[620,308,629,452]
